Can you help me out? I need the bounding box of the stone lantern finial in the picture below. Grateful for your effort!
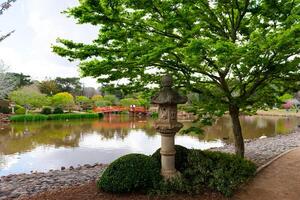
[151,75,187,179]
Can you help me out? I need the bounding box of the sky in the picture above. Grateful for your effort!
[0,0,99,87]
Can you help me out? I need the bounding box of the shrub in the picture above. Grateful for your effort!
[53,107,64,114]
[15,107,26,115]
[0,106,11,114]
[150,112,158,118]
[41,106,52,115]
[98,154,161,193]
[183,150,256,197]
[151,145,189,172]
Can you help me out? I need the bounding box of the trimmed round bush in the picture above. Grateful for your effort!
[15,107,26,115]
[98,154,161,193]
[53,107,64,114]
[41,107,52,115]
[151,145,189,172]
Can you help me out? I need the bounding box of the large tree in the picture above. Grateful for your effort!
[55,77,83,96]
[53,0,300,157]
[0,0,17,42]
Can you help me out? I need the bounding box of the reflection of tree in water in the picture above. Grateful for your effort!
[188,116,300,142]
[0,116,157,155]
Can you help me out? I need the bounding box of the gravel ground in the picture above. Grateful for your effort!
[216,127,300,166]
[1,128,300,200]
[0,164,107,200]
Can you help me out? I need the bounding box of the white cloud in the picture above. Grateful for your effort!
[0,0,100,87]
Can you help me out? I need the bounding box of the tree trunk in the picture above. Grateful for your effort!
[229,105,244,157]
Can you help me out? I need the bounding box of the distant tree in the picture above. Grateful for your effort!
[54,0,300,157]
[0,62,16,99]
[119,98,140,107]
[39,80,60,96]
[51,92,75,111]
[7,72,32,88]
[55,77,82,96]
[103,94,118,105]
[91,94,103,103]
[9,85,49,114]
[83,87,97,98]
[75,96,92,111]
[0,0,17,42]
[101,84,124,99]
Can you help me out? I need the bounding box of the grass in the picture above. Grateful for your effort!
[9,113,104,122]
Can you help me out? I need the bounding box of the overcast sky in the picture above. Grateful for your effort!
[0,0,99,87]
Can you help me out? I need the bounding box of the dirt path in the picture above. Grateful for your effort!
[234,148,300,200]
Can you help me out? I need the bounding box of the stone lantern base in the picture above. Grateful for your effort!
[160,133,179,179]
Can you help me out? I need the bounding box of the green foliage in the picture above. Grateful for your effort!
[103,94,118,105]
[51,92,75,110]
[39,80,60,96]
[55,77,82,96]
[98,154,161,193]
[183,150,257,197]
[0,106,10,114]
[119,98,140,107]
[9,87,49,109]
[8,72,32,88]
[150,112,158,118]
[10,114,48,122]
[15,107,26,115]
[41,106,52,115]
[10,113,101,122]
[151,145,189,172]
[53,107,64,114]
[75,96,92,110]
[278,93,293,103]
[54,0,300,157]
[47,113,100,120]
[91,94,103,102]
[94,99,112,107]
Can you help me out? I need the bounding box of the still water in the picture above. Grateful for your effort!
[0,115,299,176]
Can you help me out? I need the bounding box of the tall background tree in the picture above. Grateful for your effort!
[55,77,82,96]
[53,0,300,157]
[0,0,17,42]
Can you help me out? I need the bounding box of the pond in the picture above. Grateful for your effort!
[0,115,299,176]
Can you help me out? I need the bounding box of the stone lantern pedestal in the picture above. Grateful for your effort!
[151,75,187,179]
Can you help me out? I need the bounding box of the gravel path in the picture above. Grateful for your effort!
[216,128,300,166]
[1,128,300,200]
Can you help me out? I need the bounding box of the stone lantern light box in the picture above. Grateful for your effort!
[151,75,187,179]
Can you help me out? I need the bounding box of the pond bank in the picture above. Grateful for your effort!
[1,129,300,199]
[256,110,300,118]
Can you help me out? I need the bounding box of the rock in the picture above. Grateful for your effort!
[61,166,66,170]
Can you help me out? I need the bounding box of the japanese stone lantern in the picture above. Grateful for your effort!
[151,75,187,179]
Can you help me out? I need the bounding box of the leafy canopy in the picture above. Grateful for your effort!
[53,0,299,117]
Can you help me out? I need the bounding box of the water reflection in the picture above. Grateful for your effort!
[0,115,299,176]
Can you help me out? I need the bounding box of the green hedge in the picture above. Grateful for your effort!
[10,113,103,122]
[98,154,161,193]
[10,114,48,122]
[98,149,256,197]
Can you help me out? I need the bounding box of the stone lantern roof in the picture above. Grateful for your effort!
[151,75,187,105]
